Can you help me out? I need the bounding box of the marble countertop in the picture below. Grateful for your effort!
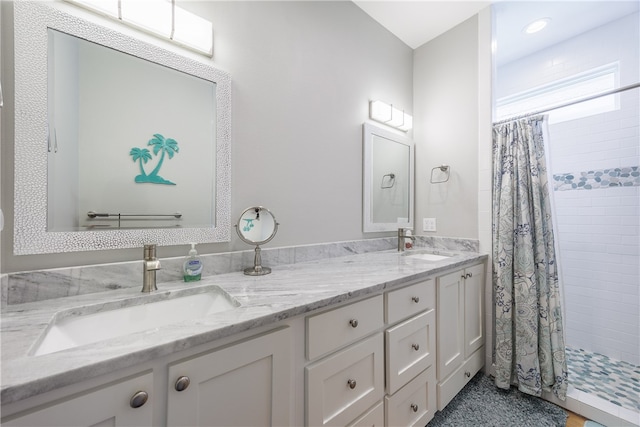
[1,248,487,405]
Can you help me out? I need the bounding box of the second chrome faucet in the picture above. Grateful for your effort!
[142,244,161,293]
[398,228,416,252]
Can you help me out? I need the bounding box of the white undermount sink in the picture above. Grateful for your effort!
[31,285,240,356]
[404,251,453,262]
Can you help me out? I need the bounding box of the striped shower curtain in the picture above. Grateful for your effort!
[492,115,568,400]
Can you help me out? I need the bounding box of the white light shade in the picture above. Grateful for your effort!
[69,0,119,17]
[369,100,412,132]
[121,0,173,38]
[173,6,213,56]
[398,113,413,131]
[65,0,215,57]
[388,106,405,127]
[370,100,392,122]
[524,18,551,34]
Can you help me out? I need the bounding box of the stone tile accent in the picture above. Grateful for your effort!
[554,166,640,191]
[566,346,640,412]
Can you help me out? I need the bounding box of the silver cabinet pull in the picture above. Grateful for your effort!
[175,376,191,392]
[347,379,357,389]
[411,296,420,303]
[410,403,418,412]
[130,391,148,408]
[412,343,420,351]
[465,371,471,378]
[461,275,466,280]
[466,272,473,278]
[349,319,359,328]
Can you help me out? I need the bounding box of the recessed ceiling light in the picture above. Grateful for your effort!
[524,18,551,34]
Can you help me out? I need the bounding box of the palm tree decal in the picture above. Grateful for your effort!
[130,134,179,185]
[129,147,152,177]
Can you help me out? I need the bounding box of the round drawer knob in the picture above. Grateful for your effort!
[130,391,148,409]
[412,343,420,351]
[175,376,191,392]
[410,403,418,413]
[411,296,420,303]
[349,319,359,328]
[465,371,471,378]
[347,379,357,389]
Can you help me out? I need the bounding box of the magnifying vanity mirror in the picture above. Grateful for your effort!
[362,123,414,232]
[235,207,279,276]
[12,1,231,254]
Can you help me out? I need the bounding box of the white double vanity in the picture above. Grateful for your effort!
[1,247,486,427]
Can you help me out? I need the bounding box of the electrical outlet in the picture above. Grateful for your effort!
[423,218,437,232]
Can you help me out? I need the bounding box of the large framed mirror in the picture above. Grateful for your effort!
[13,1,231,254]
[362,123,414,232]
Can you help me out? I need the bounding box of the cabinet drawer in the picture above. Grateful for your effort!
[306,334,384,427]
[437,346,484,411]
[384,366,436,427]
[385,309,436,394]
[385,279,435,324]
[346,401,383,427]
[307,295,383,360]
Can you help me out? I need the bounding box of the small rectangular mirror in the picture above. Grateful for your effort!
[362,123,414,232]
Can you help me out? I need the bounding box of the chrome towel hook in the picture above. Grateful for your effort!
[430,165,450,184]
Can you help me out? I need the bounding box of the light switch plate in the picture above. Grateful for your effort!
[423,218,436,232]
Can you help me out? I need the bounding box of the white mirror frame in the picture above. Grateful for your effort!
[13,1,231,254]
[362,123,414,232]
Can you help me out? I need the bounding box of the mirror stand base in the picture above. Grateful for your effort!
[243,244,271,276]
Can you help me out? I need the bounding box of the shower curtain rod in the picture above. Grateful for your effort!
[492,82,640,125]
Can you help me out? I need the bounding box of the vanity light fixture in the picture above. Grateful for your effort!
[65,0,213,57]
[369,100,413,132]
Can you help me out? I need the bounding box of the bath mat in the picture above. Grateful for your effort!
[584,421,606,427]
[428,373,568,426]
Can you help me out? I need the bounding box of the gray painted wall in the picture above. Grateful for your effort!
[413,16,480,240]
[0,1,413,272]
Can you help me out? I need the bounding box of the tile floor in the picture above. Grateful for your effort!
[566,346,640,412]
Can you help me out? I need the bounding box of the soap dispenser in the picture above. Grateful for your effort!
[183,243,203,282]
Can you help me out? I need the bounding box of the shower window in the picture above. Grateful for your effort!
[496,62,619,123]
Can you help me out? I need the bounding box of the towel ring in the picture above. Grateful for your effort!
[381,173,396,189]
[430,165,450,184]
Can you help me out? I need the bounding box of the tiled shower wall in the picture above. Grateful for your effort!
[497,12,640,365]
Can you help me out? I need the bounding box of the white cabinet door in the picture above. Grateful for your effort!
[436,263,486,411]
[2,372,153,427]
[464,263,485,358]
[436,269,465,381]
[167,327,291,427]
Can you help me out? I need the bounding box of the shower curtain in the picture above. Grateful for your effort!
[492,115,568,400]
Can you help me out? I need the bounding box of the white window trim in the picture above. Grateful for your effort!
[496,62,620,124]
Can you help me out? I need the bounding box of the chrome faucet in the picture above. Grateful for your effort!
[398,228,416,252]
[142,244,161,293]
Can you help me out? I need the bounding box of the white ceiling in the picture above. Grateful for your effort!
[353,1,490,49]
[353,1,639,66]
